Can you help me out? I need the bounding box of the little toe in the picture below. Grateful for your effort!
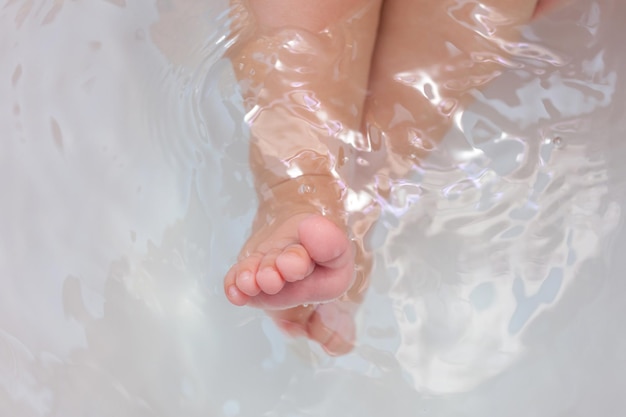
[256,250,286,295]
[224,266,250,306]
[275,244,314,283]
[235,254,263,296]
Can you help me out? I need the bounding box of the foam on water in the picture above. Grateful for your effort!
[1,0,625,416]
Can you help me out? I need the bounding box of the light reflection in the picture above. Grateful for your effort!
[394,71,443,106]
[2,0,625,414]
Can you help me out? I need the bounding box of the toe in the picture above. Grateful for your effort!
[298,215,350,269]
[275,244,314,283]
[224,266,250,306]
[256,249,286,295]
[235,254,263,296]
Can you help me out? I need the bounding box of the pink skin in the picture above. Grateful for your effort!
[224,214,354,310]
[534,0,570,18]
[223,211,360,355]
[221,0,379,354]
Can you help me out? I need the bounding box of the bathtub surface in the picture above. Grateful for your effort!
[1,1,625,416]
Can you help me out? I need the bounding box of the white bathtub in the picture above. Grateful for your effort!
[1,1,625,416]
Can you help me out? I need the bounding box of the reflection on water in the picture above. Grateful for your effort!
[1,0,626,415]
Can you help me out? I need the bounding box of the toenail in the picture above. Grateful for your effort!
[260,267,278,277]
[238,271,252,283]
[227,285,240,299]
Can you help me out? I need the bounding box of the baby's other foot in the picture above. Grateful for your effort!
[223,175,376,355]
[269,299,359,355]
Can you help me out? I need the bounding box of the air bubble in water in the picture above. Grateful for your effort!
[298,184,315,194]
[356,157,369,166]
[552,136,565,149]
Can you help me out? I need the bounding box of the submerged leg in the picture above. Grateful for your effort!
[224,0,382,354]
[361,0,544,181]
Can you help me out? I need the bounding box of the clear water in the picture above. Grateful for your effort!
[2,1,625,416]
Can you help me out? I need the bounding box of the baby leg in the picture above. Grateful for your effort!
[224,0,383,354]
[361,0,544,180]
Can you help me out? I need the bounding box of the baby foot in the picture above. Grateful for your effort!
[225,212,355,308]
[223,180,365,354]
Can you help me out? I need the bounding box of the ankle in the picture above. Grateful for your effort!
[258,174,348,222]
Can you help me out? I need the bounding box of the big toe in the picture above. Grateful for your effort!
[298,215,350,269]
